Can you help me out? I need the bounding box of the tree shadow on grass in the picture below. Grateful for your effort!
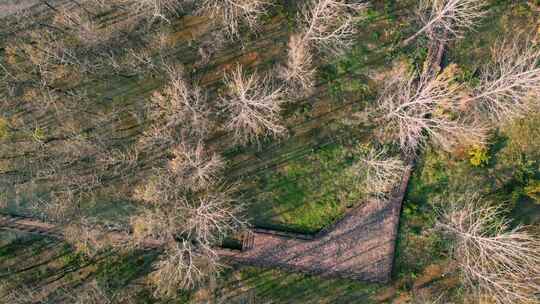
[214,265,379,304]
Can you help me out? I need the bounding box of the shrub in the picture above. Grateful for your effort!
[468,145,489,167]
[524,180,540,204]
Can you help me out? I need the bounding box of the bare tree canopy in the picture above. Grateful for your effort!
[437,194,540,304]
[404,0,487,45]
[279,0,367,94]
[277,33,316,96]
[63,217,122,256]
[0,279,117,304]
[467,37,540,122]
[198,0,271,38]
[141,67,211,148]
[151,241,219,297]
[0,0,39,18]
[351,146,408,201]
[131,172,241,246]
[220,64,286,144]
[67,280,115,304]
[377,66,487,154]
[130,0,186,21]
[130,148,242,297]
[168,142,224,191]
[299,0,368,55]
[53,5,110,47]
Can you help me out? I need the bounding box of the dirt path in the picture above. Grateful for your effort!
[218,166,411,283]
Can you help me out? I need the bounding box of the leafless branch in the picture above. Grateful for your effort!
[53,6,109,47]
[131,178,242,297]
[404,0,488,45]
[348,145,406,201]
[0,281,44,304]
[141,67,211,148]
[198,0,271,39]
[151,241,219,298]
[353,146,407,200]
[279,0,367,95]
[220,64,286,144]
[130,128,243,296]
[132,174,242,244]
[299,0,368,55]
[168,141,224,191]
[68,280,113,304]
[378,67,487,154]
[131,0,186,22]
[277,34,316,96]
[63,217,115,256]
[466,37,540,122]
[437,194,540,304]
[28,189,78,222]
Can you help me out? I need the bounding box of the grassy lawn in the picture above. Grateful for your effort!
[245,142,363,234]
[0,231,164,303]
[211,266,382,304]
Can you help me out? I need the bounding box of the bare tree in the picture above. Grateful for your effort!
[377,67,487,154]
[279,0,367,94]
[404,0,487,45]
[168,141,224,190]
[131,206,177,245]
[96,146,140,180]
[298,0,368,55]
[352,146,407,200]
[135,184,242,246]
[130,160,242,296]
[195,30,227,67]
[277,34,316,96]
[151,241,219,298]
[1,278,120,304]
[198,0,270,39]
[183,190,243,244]
[28,189,78,223]
[21,133,110,223]
[69,280,113,304]
[53,6,109,47]
[0,281,45,304]
[8,29,83,89]
[0,0,39,18]
[131,0,186,21]
[465,37,540,122]
[141,67,211,148]
[220,65,286,144]
[437,194,540,304]
[132,175,242,245]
